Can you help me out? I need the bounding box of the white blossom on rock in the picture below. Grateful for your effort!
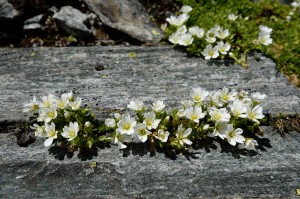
[134,123,151,142]
[23,96,39,112]
[117,113,137,135]
[62,122,79,141]
[224,124,245,146]
[244,138,258,150]
[155,129,170,143]
[143,112,161,130]
[176,125,192,146]
[127,100,144,111]
[44,122,58,147]
[190,87,209,103]
[178,33,194,46]
[246,105,265,123]
[209,107,231,123]
[185,106,206,123]
[152,100,165,112]
[202,44,219,59]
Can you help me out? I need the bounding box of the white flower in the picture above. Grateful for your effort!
[161,23,167,31]
[177,108,186,118]
[176,25,187,35]
[69,97,82,110]
[258,33,273,46]
[228,14,238,21]
[143,112,161,130]
[216,28,230,39]
[291,1,300,7]
[105,118,116,128]
[23,96,39,112]
[246,105,264,123]
[176,125,192,146]
[62,122,79,141]
[185,106,206,123]
[152,100,165,112]
[134,123,151,142]
[224,124,245,146]
[39,94,57,108]
[117,113,137,135]
[44,122,58,147]
[251,92,267,103]
[181,100,194,108]
[127,100,144,111]
[202,44,219,59]
[169,32,181,44]
[218,87,237,103]
[180,5,192,13]
[166,14,189,27]
[114,113,122,121]
[209,107,231,123]
[190,87,209,103]
[209,91,224,107]
[31,123,46,137]
[155,129,170,142]
[57,93,69,109]
[178,33,194,46]
[205,35,216,43]
[67,91,74,101]
[38,106,58,123]
[208,122,228,139]
[259,25,273,35]
[216,41,231,55]
[114,129,131,149]
[244,138,258,150]
[189,26,205,38]
[229,100,247,118]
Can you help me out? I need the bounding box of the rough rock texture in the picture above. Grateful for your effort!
[0,46,299,124]
[53,6,93,39]
[0,46,300,198]
[83,0,163,44]
[0,128,299,198]
[0,0,19,21]
[23,14,45,31]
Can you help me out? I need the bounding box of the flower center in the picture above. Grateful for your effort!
[49,130,56,137]
[214,112,222,121]
[123,123,131,130]
[194,95,202,101]
[69,130,75,138]
[228,131,235,138]
[47,112,55,118]
[191,114,198,121]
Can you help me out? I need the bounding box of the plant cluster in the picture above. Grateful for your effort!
[24,88,267,154]
[23,92,109,152]
[162,0,300,80]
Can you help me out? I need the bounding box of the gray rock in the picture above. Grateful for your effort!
[0,46,300,198]
[83,0,163,44]
[0,0,19,21]
[53,6,93,39]
[0,127,299,198]
[0,46,299,124]
[24,14,45,25]
[23,14,45,32]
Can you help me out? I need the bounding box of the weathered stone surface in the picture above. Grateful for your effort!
[0,46,300,198]
[53,6,93,39]
[0,46,299,123]
[83,0,163,44]
[0,0,19,21]
[0,128,299,198]
[23,14,45,32]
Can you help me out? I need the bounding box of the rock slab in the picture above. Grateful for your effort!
[0,46,300,198]
[83,0,163,43]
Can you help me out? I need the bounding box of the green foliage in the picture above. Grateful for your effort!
[165,0,300,82]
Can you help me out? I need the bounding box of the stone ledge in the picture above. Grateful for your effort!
[0,46,299,125]
[0,46,300,198]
